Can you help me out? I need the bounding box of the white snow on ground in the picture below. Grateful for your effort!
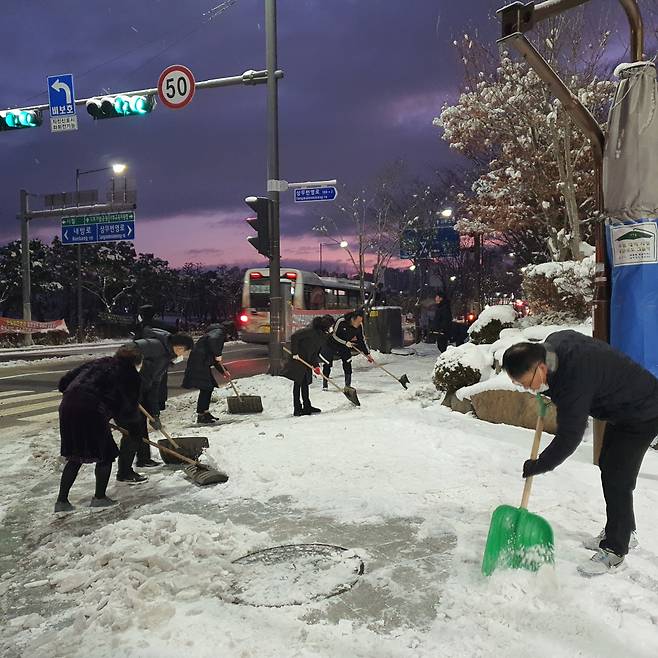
[2,344,658,657]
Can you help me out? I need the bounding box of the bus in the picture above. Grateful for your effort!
[238,268,374,343]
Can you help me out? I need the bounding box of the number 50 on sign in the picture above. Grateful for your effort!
[157,65,196,110]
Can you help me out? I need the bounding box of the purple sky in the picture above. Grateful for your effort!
[2,0,624,272]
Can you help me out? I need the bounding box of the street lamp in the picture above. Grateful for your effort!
[440,208,453,218]
[449,275,456,282]
[74,162,128,341]
[319,239,348,273]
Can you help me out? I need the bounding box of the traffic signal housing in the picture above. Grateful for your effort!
[86,95,156,120]
[245,196,273,258]
[0,109,43,131]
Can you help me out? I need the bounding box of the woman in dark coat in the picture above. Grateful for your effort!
[282,315,335,416]
[182,323,227,424]
[431,291,453,353]
[55,346,143,513]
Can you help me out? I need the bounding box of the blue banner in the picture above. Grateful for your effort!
[606,219,658,377]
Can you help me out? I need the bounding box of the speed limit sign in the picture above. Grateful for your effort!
[158,65,196,110]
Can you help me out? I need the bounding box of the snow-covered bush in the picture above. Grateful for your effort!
[523,255,594,321]
[433,343,493,393]
[467,305,516,345]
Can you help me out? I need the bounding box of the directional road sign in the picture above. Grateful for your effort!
[47,74,78,133]
[158,65,196,110]
[61,211,135,245]
[400,222,460,259]
[293,186,338,203]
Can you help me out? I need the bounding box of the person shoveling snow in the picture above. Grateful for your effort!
[502,331,658,576]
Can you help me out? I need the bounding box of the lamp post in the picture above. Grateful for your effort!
[74,162,127,341]
[318,239,348,273]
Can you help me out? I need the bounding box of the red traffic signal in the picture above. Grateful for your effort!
[244,196,272,259]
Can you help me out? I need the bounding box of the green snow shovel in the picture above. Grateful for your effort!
[481,394,555,576]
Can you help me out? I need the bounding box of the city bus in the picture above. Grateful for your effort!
[238,268,373,343]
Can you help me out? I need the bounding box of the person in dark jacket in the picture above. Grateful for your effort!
[320,309,374,389]
[431,291,452,352]
[55,346,143,513]
[182,323,227,424]
[135,305,178,412]
[115,332,194,481]
[282,315,335,416]
[502,330,658,576]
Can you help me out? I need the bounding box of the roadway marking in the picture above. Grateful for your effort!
[0,391,60,407]
[0,369,69,381]
[19,411,60,423]
[0,390,32,399]
[0,399,63,418]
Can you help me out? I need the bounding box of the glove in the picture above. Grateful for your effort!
[366,355,374,364]
[292,354,301,361]
[149,416,162,431]
[313,366,321,375]
[522,459,547,479]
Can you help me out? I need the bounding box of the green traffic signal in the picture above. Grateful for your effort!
[87,94,155,120]
[0,109,43,131]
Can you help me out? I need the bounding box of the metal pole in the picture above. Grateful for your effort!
[20,189,32,346]
[319,243,323,273]
[75,169,83,342]
[266,0,283,374]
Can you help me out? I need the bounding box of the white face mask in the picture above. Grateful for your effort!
[137,314,143,323]
[135,363,143,372]
[536,383,549,393]
[172,355,184,364]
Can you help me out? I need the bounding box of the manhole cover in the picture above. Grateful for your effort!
[230,543,365,607]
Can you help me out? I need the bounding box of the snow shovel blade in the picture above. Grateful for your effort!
[183,463,229,486]
[399,374,410,389]
[343,386,360,406]
[157,437,209,464]
[481,505,554,576]
[227,395,263,414]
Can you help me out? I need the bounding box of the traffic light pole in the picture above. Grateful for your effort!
[266,0,284,375]
[20,190,32,346]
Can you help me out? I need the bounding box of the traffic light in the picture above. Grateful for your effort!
[86,95,156,120]
[245,196,273,258]
[0,109,43,131]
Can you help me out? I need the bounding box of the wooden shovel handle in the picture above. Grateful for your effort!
[138,404,182,450]
[141,436,205,468]
[520,395,547,510]
[283,346,343,393]
[212,365,242,399]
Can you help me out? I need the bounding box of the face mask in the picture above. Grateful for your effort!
[536,383,549,393]
[172,355,184,364]
[135,363,143,372]
[137,314,143,323]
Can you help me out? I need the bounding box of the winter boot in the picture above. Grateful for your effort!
[90,496,119,509]
[116,471,148,484]
[54,500,75,513]
[583,529,638,552]
[577,548,625,577]
[303,405,322,414]
[197,412,217,425]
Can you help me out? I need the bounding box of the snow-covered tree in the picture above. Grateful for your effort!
[435,16,614,262]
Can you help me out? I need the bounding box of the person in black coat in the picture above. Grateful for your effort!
[502,331,658,576]
[135,305,178,412]
[320,309,374,389]
[115,332,194,481]
[430,291,453,352]
[55,346,143,512]
[182,323,227,424]
[282,315,335,416]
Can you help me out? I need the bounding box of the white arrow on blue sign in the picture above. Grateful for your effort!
[47,73,78,133]
[294,186,337,203]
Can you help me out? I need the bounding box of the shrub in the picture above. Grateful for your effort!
[468,305,517,345]
[433,343,492,393]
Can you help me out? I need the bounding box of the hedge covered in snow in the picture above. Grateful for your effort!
[433,343,493,393]
[467,305,517,345]
[523,255,594,321]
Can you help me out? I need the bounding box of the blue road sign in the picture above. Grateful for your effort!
[294,186,338,202]
[400,223,460,259]
[61,212,135,245]
[47,73,78,132]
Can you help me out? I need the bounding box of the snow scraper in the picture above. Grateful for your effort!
[283,346,360,407]
[354,346,410,389]
[213,365,264,414]
[481,395,554,576]
[138,404,209,464]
